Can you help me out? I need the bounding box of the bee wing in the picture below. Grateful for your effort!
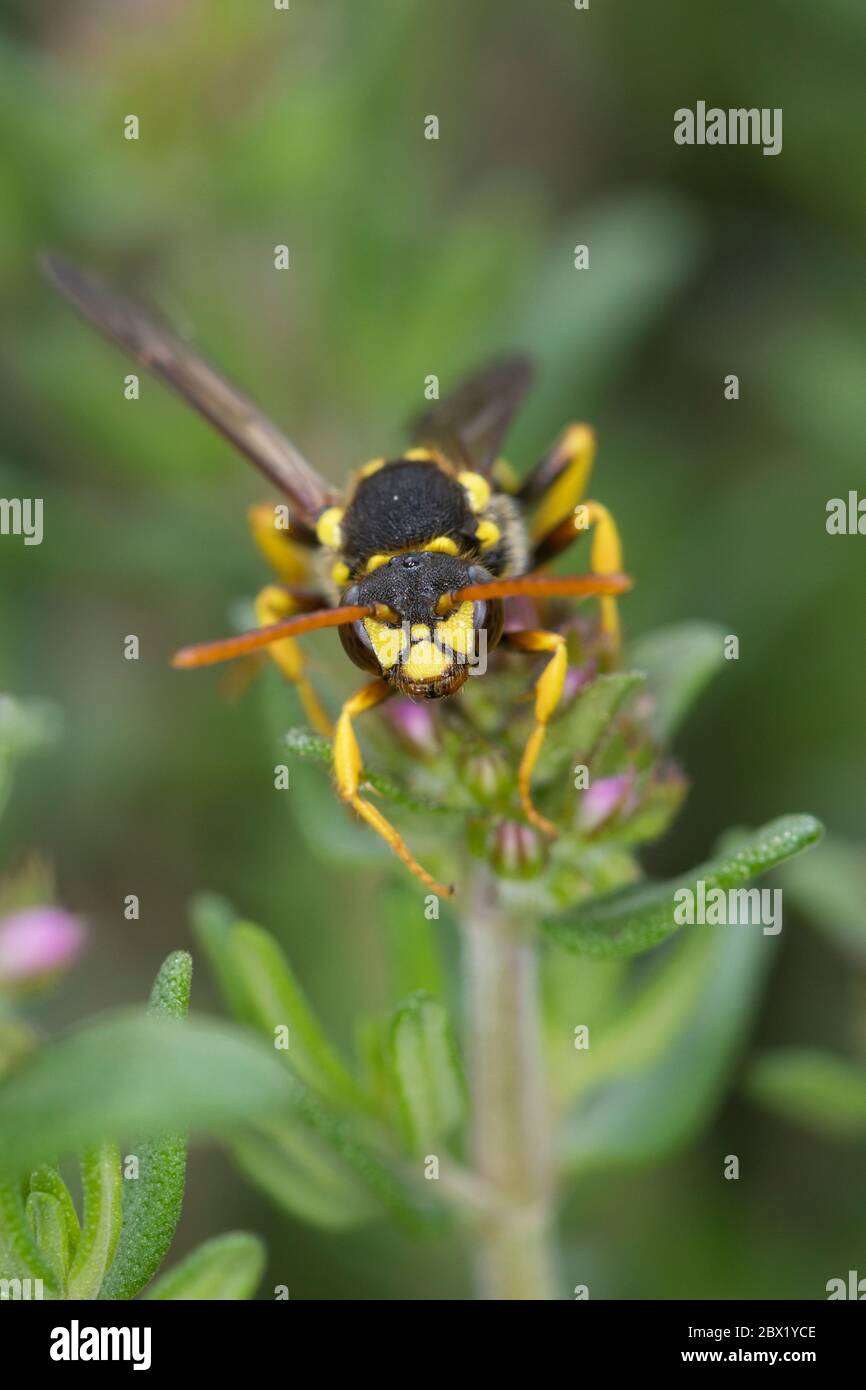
[411,355,533,477]
[41,253,337,524]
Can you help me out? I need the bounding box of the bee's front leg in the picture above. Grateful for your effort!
[333,679,454,897]
[502,628,568,836]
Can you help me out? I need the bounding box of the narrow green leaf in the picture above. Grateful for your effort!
[386,992,466,1154]
[0,1179,60,1293]
[144,1232,265,1301]
[29,1165,80,1263]
[231,1117,374,1231]
[100,951,192,1301]
[744,1049,866,1139]
[628,622,727,742]
[543,814,824,958]
[191,894,256,1024]
[282,1082,448,1235]
[26,1191,69,1291]
[66,1143,122,1299]
[227,922,371,1113]
[0,1011,295,1178]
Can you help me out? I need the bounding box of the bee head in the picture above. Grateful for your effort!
[339,552,503,698]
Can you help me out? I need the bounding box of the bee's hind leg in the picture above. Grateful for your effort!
[521,425,625,649]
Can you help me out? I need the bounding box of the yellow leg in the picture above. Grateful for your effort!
[579,500,623,648]
[504,629,568,836]
[334,680,454,897]
[248,503,315,585]
[529,424,597,542]
[255,585,333,737]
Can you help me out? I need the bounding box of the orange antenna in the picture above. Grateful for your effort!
[172,603,377,669]
[449,572,632,604]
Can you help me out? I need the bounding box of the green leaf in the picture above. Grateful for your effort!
[776,836,866,965]
[230,1116,374,1231]
[543,814,824,958]
[385,992,466,1154]
[226,922,371,1113]
[144,1232,265,1301]
[744,1049,866,1139]
[191,893,257,1025]
[269,1082,448,1235]
[560,924,772,1173]
[628,622,727,742]
[0,1010,295,1179]
[26,1191,69,1291]
[67,1143,122,1299]
[0,1178,61,1293]
[100,951,192,1301]
[29,1165,80,1261]
[536,672,644,785]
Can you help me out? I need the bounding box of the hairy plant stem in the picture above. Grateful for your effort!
[461,868,558,1300]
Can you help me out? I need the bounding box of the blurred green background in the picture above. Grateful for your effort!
[1,0,865,1298]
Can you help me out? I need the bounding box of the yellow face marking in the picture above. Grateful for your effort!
[402,640,451,683]
[475,519,501,551]
[410,623,431,640]
[362,617,408,670]
[315,506,344,550]
[358,457,386,479]
[435,601,475,656]
[458,471,491,513]
[331,560,351,587]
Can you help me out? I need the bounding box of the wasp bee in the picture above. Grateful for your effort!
[44,255,630,896]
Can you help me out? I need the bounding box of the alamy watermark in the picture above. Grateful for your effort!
[674,882,782,935]
[0,497,43,545]
[674,102,782,157]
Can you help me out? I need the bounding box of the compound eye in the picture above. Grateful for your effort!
[339,618,383,675]
[466,564,493,586]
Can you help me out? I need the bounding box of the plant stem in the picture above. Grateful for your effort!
[461,868,558,1300]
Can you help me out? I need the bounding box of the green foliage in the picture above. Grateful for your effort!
[0,951,271,1300]
[559,925,774,1173]
[144,1232,265,1301]
[744,1049,866,1139]
[100,951,192,1300]
[385,992,466,1155]
[66,1144,122,1300]
[543,815,824,958]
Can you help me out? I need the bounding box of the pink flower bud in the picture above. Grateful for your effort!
[0,907,85,988]
[578,774,636,835]
[384,698,438,754]
[488,820,547,879]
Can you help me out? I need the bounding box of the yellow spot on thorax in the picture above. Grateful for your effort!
[316,506,345,550]
[458,470,491,512]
